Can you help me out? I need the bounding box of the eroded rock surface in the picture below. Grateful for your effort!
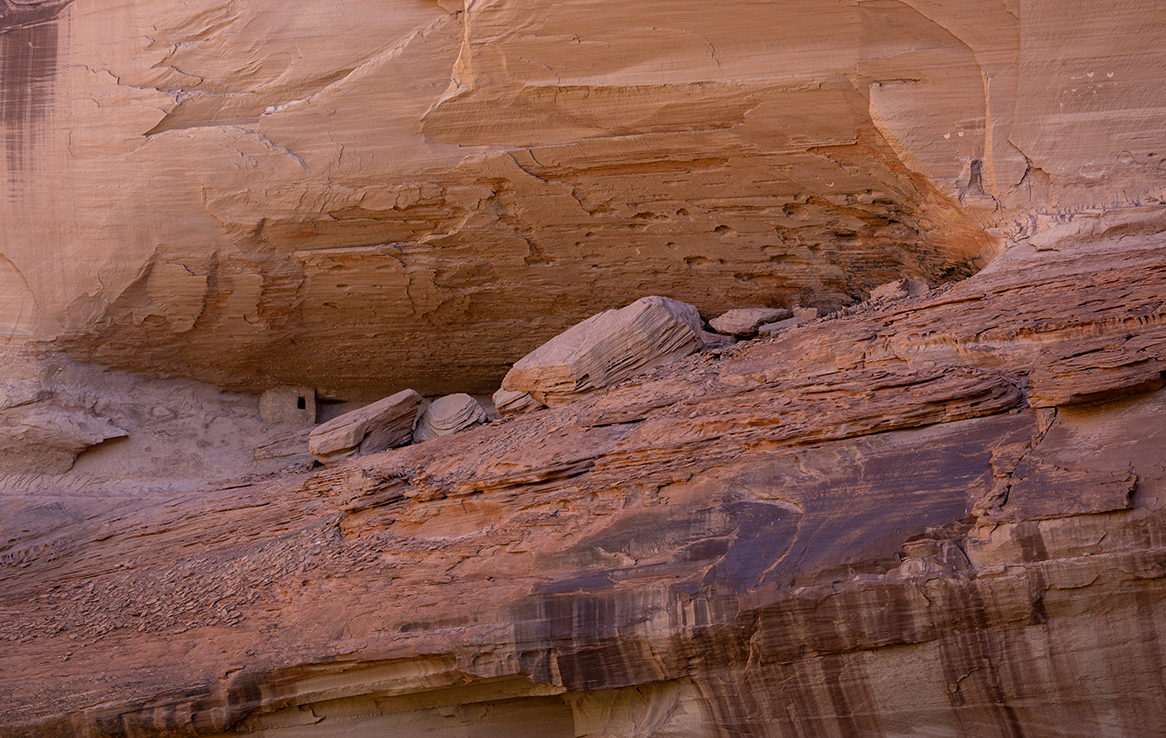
[2,232,1165,736]
[9,0,1166,397]
[308,389,422,466]
[0,402,126,475]
[501,296,702,406]
[413,394,488,443]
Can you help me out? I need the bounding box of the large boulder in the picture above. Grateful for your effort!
[413,394,488,443]
[500,296,703,406]
[307,389,421,466]
[869,279,931,302]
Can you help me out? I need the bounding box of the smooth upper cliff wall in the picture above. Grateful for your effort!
[2,0,1165,395]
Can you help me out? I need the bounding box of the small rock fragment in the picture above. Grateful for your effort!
[501,296,703,406]
[492,388,544,417]
[700,330,736,350]
[414,394,488,443]
[791,305,819,320]
[709,308,793,337]
[308,389,421,466]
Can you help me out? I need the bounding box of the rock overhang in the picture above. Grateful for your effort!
[32,0,1166,396]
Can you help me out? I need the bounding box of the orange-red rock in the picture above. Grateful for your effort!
[4,1,1166,736]
[2,232,1165,736]
[17,0,1166,397]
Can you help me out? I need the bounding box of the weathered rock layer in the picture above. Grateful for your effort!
[4,1,1166,735]
[2,231,1165,736]
[5,0,1166,396]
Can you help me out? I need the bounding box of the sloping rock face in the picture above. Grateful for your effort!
[8,0,1166,397]
[2,232,1165,736]
[4,1,1166,735]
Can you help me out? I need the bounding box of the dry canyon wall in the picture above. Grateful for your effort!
[3,1,1166,736]
[3,0,1165,396]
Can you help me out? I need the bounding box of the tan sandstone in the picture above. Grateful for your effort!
[413,394,488,443]
[500,296,702,406]
[307,389,422,466]
[3,1,1166,736]
[709,308,793,337]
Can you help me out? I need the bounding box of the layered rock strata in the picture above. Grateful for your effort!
[2,231,1165,736]
[307,389,422,466]
[413,394,488,443]
[10,0,1166,397]
[500,296,703,407]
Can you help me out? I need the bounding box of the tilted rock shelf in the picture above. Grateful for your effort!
[2,233,1165,736]
[4,0,1166,733]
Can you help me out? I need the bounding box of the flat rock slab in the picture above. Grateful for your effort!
[308,389,421,466]
[710,308,792,337]
[757,316,808,336]
[414,394,488,443]
[501,296,702,406]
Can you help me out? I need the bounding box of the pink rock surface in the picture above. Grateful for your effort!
[2,234,1166,736]
[3,2,1166,736]
[17,0,1166,396]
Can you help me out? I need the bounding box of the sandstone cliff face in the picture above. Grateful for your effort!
[4,1,1166,736]
[2,231,1165,736]
[4,0,1165,396]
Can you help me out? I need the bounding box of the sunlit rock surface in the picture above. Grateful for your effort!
[8,0,1165,397]
[3,1,1166,735]
[2,231,1166,736]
